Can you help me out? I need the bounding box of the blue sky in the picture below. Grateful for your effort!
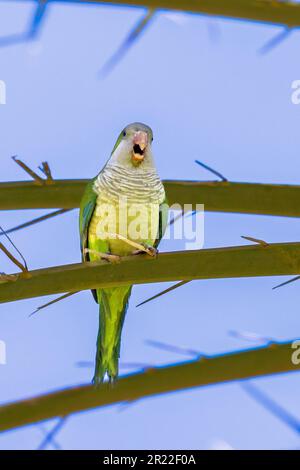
[0,0,300,450]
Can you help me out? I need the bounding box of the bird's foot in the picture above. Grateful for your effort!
[106,233,157,257]
[84,248,121,264]
[133,244,158,258]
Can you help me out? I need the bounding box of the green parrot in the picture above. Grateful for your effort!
[79,122,168,385]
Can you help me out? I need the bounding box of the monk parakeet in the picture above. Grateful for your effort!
[79,123,168,385]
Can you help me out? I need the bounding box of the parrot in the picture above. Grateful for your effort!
[79,123,168,385]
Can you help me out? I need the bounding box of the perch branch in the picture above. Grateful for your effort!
[12,0,300,28]
[0,340,298,432]
[1,180,300,218]
[0,242,300,303]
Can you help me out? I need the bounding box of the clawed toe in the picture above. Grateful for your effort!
[146,246,158,257]
[133,244,158,257]
[84,249,121,264]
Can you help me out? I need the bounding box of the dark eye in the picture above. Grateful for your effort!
[123,131,126,137]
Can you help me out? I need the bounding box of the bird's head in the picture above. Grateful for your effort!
[109,122,154,169]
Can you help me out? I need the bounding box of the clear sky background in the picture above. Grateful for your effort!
[0,0,300,450]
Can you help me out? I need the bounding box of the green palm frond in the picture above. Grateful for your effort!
[0,340,298,432]
[2,179,300,217]
[0,242,299,304]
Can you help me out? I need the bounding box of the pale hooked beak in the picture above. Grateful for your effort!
[132,131,148,163]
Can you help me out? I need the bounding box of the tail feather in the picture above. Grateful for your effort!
[93,286,132,385]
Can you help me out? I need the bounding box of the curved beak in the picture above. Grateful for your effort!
[132,131,148,163]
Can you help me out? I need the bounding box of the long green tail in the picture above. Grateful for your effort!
[93,285,132,385]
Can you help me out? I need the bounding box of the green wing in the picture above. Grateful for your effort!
[154,196,168,248]
[79,177,101,303]
[79,177,98,262]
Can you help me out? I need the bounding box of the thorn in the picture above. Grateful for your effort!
[136,280,190,307]
[185,210,197,219]
[37,423,61,450]
[0,33,29,48]
[241,235,269,247]
[37,416,67,451]
[241,382,300,435]
[168,209,185,227]
[145,339,201,358]
[273,275,300,290]
[0,226,29,274]
[38,161,54,183]
[28,0,49,41]
[99,9,156,78]
[30,291,78,317]
[1,209,73,236]
[0,1,48,48]
[228,329,273,345]
[195,159,228,182]
[168,209,197,228]
[258,28,291,55]
[12,156,44,185]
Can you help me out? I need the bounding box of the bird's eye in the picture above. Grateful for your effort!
[123,131,126,137]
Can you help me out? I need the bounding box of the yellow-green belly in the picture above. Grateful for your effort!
[89,194,159,257]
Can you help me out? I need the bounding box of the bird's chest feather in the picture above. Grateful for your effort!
[89,193,160,256]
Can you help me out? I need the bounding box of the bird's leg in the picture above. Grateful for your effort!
[106,233,157,257]
[132,243,158,258]
[84,248,121,264]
